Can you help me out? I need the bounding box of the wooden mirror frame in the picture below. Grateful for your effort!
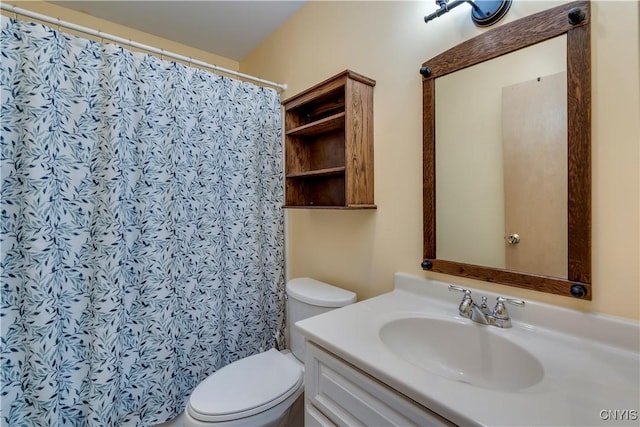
[422,1,591,299]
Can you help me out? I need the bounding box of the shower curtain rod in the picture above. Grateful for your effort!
[0,3,288,92]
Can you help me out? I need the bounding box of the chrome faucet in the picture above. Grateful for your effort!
[448,285,524,328]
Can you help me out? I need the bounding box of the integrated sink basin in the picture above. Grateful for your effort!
[379,316,544,392]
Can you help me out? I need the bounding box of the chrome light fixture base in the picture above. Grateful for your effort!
[471,0,512,27]
[424,0,512,27]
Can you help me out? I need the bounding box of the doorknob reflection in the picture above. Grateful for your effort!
[507,234,520,244]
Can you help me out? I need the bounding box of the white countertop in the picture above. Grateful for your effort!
[295,273,640,427]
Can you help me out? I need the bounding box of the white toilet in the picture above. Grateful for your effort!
[183,278,356,427]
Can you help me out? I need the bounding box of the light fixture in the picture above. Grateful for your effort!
[424,0,512,27]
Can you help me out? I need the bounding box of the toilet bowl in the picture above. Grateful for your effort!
[184,349,304,427]
[183,278,356,427]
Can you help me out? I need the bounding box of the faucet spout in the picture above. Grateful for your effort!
[469,297,491,324]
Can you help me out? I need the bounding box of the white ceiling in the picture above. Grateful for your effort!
[51,1,306,61]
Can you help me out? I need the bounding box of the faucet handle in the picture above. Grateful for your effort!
[492,296,525,320]
[448,284,471,297]
[497,296,525,307]
[449,285,473,318]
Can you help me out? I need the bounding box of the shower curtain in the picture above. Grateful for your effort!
[1,17,284,426]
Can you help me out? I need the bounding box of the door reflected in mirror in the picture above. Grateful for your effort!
[435,36,568,279]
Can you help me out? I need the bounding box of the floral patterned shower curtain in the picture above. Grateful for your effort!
[0,17,284,426]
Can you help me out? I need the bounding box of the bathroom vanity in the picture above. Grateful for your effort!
[296,273,640,426]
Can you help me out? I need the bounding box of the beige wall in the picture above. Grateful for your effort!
[242,1,640,320]
[1,1,239,71]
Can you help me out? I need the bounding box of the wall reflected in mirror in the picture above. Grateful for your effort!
[435,35,568,278]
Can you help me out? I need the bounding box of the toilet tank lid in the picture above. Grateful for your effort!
[286,278,356,307]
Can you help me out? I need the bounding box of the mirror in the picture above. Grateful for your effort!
[421,1,591,299]
[436,36,567,277]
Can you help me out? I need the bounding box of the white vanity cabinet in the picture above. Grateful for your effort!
[296,273,640,427]
[304,342,454,427]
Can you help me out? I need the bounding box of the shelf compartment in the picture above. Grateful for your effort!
[285,130,345,175]
[285,86,346,128]
[286,112,345,137]
[285,175,346,207]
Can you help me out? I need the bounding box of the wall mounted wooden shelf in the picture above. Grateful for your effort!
[282,70,376,209]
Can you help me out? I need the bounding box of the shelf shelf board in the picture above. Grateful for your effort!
[286,166,346,179]
[286,112,345,137]
[283,204,377,209]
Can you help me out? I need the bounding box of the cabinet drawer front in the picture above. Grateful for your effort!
[305,403,338,427]
[305,343,453,427]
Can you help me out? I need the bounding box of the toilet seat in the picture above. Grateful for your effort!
[187,349,303,423]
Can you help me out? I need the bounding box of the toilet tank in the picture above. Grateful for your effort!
[286,278,356,362]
